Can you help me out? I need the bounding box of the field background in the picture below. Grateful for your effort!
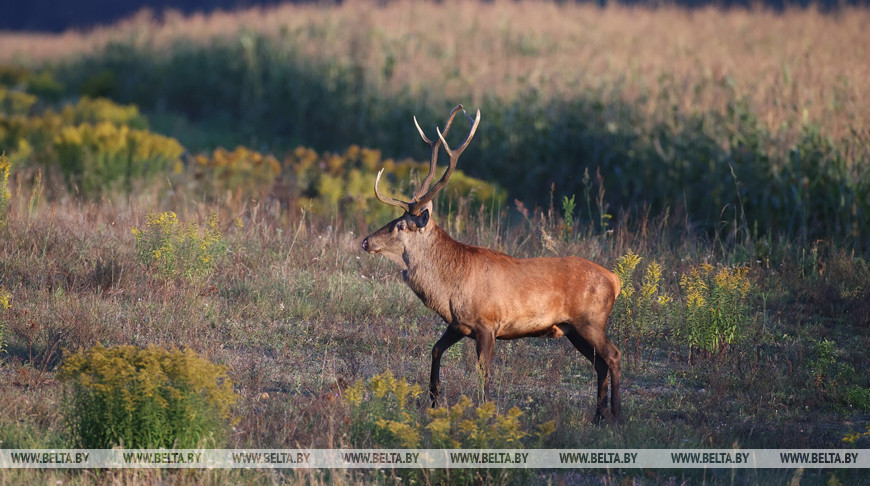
[1,0,869,484]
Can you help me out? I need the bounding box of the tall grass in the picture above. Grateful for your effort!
[3,2,868,243]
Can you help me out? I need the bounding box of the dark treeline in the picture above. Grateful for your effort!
[1,0,866,33]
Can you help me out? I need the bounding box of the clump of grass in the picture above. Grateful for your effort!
[58,342,239,448]
[132,210,225,281]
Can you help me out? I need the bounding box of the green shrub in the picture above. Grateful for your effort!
[60,96,147,129]
[808,338,869,410]
[677,263,752,361]
[132,210,225,281]
[843,425,870,447]
[0,87,176,196]
[58,342,239,448]
[345,370,424,448]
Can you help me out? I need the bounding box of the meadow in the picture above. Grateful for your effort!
[0,1,869,484]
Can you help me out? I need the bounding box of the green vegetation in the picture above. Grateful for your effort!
[346,371,553,449]
[133,210,225,281]
[677,263,753,361]
[59,343,239,448]
[0,2,868,484]
[611,251,669,368]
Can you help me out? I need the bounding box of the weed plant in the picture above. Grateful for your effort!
[676,263,752,361]
[0,286,10,354]
[345,371,554,484]
[132,210,225,281]
[611,251,670,368]
[59,342,239,448]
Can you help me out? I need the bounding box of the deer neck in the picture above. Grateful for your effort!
[402,224,467,322]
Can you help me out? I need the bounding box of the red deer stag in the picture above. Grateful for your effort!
[361,105,623,424]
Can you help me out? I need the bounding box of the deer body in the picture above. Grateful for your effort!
[401,225,619,340]
[362,105,622,423]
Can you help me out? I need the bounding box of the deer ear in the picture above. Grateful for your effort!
[415,208,430,229]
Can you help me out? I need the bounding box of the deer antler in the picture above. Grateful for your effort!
[373,169,411,213]
[412,105,464,201]
[373,104,481,215]
[413,107,480,211]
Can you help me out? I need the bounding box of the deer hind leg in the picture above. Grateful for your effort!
[430,327,465,407]
[564,325,622,424]
[473,329,496,401]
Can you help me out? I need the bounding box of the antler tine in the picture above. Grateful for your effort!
[411,107,481,212]
[373,168,411,213]
[437,108,480,160]
[413,105,464,201]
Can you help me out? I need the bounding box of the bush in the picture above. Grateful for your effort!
[58,343,238,449]
[54,121,183,196]
[808,338,869,410]
[0,86,181,196]
[132,210,225,281]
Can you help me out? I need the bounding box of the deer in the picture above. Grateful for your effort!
[361,105,623,424]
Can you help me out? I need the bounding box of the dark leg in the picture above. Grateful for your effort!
[474,329,496,401]
[605,338,622,424]
[430,327,465,406]
[565,330,611,424]
[577,325,622,424]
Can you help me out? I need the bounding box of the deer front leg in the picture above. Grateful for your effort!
[430,327,465,406]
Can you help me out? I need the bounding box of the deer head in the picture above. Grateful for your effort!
[361,105,480,266]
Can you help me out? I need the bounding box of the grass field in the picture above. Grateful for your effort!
[1,1,869,484]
